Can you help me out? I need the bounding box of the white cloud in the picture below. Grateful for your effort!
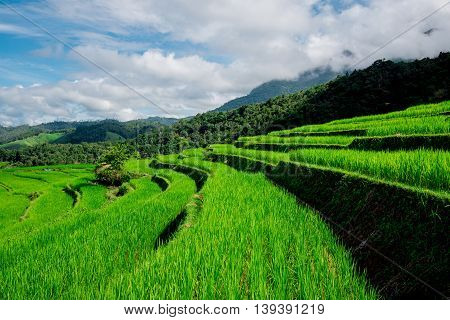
[0,0,449,126]
[0,22,40,36]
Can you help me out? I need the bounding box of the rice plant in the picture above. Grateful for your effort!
[274,115,448,136]
[106,159,376,299]
[238,135,355,145]
[0,165,196,299]
[328,100,450,125]
[290,148,450,195]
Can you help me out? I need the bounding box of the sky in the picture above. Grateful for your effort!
[0,0,449,126]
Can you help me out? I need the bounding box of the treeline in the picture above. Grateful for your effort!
[0,118,177,146]
[0,143,111,166]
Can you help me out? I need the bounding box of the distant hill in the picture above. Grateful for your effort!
[0,117,178,145]
[214,67,339,112]
[56,118,178,144]
[0,132,64,150]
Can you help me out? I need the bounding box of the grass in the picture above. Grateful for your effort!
[0,161,196,299]
[181,148,206,157]
[328,100,450,125]
[268,100,450,137]
[0,165,100,242]
[0,132,65,150]
[0,191,29,230]
[210,144,450,195]
[107,158,376,299]
[238,135,354,146]
[0,101,447,299]
[272,115,448,136]
[211,144,289,165]
[1,155,372,299]
[290,148,450,194]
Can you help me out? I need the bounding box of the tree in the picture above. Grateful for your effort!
[96,144,130,186]
[100,144,129,170]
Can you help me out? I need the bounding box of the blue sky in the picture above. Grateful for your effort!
[0,0,235,87]
[0,0,449,126]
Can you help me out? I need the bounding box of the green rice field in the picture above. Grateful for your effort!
[0,100,448,299]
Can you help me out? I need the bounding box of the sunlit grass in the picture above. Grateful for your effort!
[0,163,196,299]
[328,100,450,125]
[238,135,354,145]
[290,148,450,194]
[107,158,376,299]
[269,101,450,137]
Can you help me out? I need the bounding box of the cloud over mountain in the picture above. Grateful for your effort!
[0,0,449,125]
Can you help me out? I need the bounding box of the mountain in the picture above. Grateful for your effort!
[134,53,450,157]
[2,52,449,165]
[214,67,339,112]
[0,117,178,146]
[54,118,178,144]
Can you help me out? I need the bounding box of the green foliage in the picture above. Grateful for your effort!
[238,135,354,146]
[0,132,65,150]
[0,143,110,166]
[96,168,131,187]
[96,145,131,186]
[211,144,290,165]
[0,165,96,241]
[211,144,449,195]
[276,114,449,136]
[100,145,129,171]
[328,100,450,125]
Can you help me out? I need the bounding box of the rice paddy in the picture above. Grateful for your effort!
[109,158,376,299]
[0,163,196,299]
[237,135,354,146]
[0,100,448,299]
[270,101,449,137]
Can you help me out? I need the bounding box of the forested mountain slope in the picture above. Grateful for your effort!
[214,67,339,112]
[136,53,450,156]
[0,117,178,146]
[1,53,449,164]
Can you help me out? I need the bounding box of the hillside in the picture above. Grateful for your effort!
[0,132,64,150]
[1,100,447,299]
[214,67,339,112]
[155,100,449,298]
[0,117,178,146]
[135,53,450,157]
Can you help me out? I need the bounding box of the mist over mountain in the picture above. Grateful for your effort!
[214,67,339,112]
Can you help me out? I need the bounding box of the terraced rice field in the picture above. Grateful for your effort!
[0,158,376,299]
[223,101,450,196]
[0,100,448,299]
[132,156,376,299]
[269,101,450,138]
[0,163,196,299]
[206,101,449,298]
